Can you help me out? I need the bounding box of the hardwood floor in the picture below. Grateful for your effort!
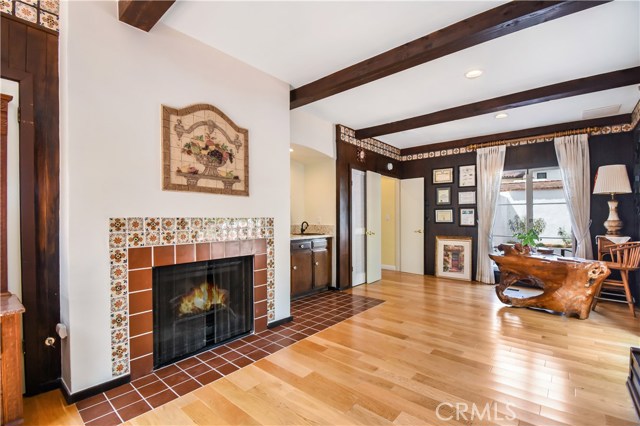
[25,271,640,425]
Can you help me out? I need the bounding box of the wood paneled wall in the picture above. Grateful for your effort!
[1,14,60,395]
[335,128,399,288]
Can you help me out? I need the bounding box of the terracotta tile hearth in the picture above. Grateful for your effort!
[76,292,384,426]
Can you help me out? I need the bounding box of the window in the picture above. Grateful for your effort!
[492,168,573,253]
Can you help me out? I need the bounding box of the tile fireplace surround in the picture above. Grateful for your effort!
[108,217,275,379]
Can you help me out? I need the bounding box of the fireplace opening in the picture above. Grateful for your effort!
[153,256,253,368]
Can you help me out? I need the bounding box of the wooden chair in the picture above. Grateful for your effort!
[593,242,640,317]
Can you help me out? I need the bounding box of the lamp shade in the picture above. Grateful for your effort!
[593,164,632,195]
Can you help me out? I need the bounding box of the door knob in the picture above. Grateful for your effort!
[414,229,423,234]
[292,265,297,270]
[366,230,376,236]
[315,261,319,266]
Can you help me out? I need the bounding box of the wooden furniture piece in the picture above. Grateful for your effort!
[290,237,331,299]
[593,242,640,317]
[490,244,610,319]
[0,293,25,426]
[596,235,631,261]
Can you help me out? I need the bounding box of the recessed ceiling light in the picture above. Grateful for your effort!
[289,148,294,152]
[495,112,509,119]
[465,69,483,79]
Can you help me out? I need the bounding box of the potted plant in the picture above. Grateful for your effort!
[513,228,542,253]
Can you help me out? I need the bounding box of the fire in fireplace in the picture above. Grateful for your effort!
[153,256,253,368]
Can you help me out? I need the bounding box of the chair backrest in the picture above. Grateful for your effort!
[609,242,640,269]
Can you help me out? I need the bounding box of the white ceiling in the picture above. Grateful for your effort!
[163,1,640,149]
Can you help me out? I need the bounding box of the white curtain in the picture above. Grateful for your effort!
[554,134,593,259]
[476,145,506,284]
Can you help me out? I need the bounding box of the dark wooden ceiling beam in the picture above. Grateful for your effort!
[118,0,176,32]
[356,67,640,139]
[400,113,632,156]
[290,1,610,109]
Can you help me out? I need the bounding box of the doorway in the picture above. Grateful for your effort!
[381,176,400,271]
[351,169,366,286]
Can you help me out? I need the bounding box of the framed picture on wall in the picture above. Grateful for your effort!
[458,191,476,205]
[436,187,451,205]
[434,209,453,223]
[435,236,472,281]
[459,208,476,227]
[433,168,453,184]
[459,165,476,187]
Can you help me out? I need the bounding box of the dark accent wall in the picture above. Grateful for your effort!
[1,14,60,395]
[335,128,399,288]
[398,131,639,304]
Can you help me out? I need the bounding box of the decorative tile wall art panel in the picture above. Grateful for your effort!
[108,217,274,377]
[162,104,249,196]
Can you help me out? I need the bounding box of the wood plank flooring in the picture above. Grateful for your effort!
[25,271,640,425]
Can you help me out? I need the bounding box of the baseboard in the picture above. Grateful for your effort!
[267,316,293,328]
[381,264,397,271]
[60,374,130,405]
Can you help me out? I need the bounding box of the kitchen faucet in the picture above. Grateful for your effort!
[300,221,309,234]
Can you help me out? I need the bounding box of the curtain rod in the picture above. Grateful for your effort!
[466,127,597,152]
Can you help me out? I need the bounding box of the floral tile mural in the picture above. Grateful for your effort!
[108,216,275,377]
[162,104,249,196]
[2,0,60,32]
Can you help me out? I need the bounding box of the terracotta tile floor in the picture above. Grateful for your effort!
[75,291,384,425]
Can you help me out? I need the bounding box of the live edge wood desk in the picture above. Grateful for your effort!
[0,293,25,426]
[490,245,610,319]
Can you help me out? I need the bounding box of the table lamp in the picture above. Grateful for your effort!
[592,164,632,236]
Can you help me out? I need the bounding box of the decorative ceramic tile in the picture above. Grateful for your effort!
[128,217,144,232]
[191,218,204,230]
[161,231,176,245]
[144,217,161,232]
[204,230,216,242]
[110,264,127,281]
[15,1,36,22]
[238,228,248,239]
[0,0,12,14]
[112,344,127,362]
[268,311,275,321]
[39,10,58,31]
[39,0,59,14]
[266,218,274,227]
[267,269,275,281]
[110,280,128,298]
[111,328,128,346]
[267,289,274,300]
[145,232,161,246]
[127,232,145,248]
[265,228,274,238]
[112,359,129,376]
[161,218,176,231]
[228,230,238,240]
[267,258,275,268]
[176,218,190,231]
[191,230,204,243]
[219,230,228,242]
[267,246,274,259]
[109,233,127,249]
[109,218,127,233]
[204,218,217,230]
[176,230,190,244]
[255,218,264,227]
[109,249,127,265]
[19,0,35,5]
[111,311,128,329]
[229,219,238,229]
[267,237,274,248]
[111,296,127,313]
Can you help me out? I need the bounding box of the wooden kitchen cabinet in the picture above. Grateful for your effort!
[291,238,331,299]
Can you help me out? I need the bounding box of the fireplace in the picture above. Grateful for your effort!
[153,256,254,368]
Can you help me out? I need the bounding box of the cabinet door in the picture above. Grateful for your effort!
[291,249,313,297]
[312,249,330,289]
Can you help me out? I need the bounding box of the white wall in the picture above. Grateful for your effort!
[290,109,335,159]
[290,160,305,225]
[304,159,336,226]
[59,1,290,393]
[0,79,21,299]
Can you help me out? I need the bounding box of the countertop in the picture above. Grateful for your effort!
[0,293,25,316]
[290,234,333,241]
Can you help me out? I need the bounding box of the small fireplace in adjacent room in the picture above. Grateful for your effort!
[153,256,253,368]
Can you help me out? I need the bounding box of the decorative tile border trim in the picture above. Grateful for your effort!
[108,217,275,377]
[339,99,640,163]
[1,0,60,32]
[338,125,401,161]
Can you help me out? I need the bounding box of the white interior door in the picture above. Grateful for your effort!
[366,171,382,283]
[351,169,366,286]
[400,178,424,274]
